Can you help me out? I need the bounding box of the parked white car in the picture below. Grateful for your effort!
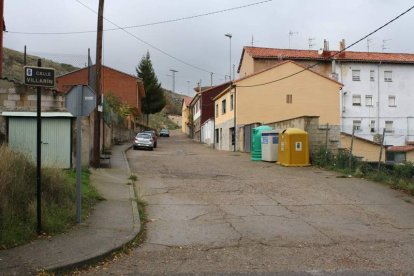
[133,133,154,150]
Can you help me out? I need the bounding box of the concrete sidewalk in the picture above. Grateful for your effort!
[0,144,140,275]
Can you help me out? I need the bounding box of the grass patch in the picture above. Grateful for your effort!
[312,146,414,197]
[0,145,102,249]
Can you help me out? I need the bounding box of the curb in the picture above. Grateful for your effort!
[47,144,141,274]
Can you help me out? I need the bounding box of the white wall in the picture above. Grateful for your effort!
[201,119,214,146]
[193,98,201,121]
[337,62,414,146]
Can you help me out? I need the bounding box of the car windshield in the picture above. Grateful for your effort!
[137,133,151,139]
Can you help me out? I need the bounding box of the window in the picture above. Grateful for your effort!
[230,94,234,111]
[215,129,219,143]
[370,120,376,133]
[352,95,361,106]
[286,94,293,104]
[353,120,362,131]
[384,71,392,82]
[388,95,396,107]
[370,70,375,81]
[352,70,360,81]
[365,95,373,106]
[221,99,226,114]
[215,104,218,117]
[385,121,394,133]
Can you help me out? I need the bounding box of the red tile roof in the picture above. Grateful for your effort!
[239,46,414,72]
[183,96,193,107]
[387,145,414,152]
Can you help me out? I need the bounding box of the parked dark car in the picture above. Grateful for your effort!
[143,130,157,148]
[160,129,170,137]
[133,133,154,150]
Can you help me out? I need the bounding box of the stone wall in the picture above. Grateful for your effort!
[265,116,340,155]
[0,79,65,112]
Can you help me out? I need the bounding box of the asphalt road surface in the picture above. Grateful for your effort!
[82,130,414,275]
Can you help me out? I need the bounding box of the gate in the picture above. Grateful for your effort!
[8,117,72,168]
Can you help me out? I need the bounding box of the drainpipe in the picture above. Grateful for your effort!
[377,62,381,133]
[233,83,237,152]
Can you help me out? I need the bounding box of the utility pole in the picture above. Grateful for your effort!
[170,69,178,93]
[0,0,5,78]
[210,72,213,86]
[92,0,104,167]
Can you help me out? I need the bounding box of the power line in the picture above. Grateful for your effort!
[7,0,272,35]
[237,4,414,88]
[74,0,227,76]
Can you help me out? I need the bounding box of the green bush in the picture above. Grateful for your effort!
[393,162,414,179]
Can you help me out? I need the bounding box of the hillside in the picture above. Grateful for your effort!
[2,47,79,81]
[163,88,186,116]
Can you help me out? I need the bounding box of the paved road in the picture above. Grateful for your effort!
[83,130,414,275]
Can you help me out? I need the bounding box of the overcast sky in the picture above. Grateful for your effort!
[4,0,414,96]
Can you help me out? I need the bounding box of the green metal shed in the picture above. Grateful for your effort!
[3,112,73,168]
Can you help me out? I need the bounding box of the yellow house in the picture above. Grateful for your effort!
[214,60,343,151]
[340,132,383,162]
[181,96,193,135]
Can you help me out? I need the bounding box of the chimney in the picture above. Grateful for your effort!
[323,39,330,51]
[339,39,346,51]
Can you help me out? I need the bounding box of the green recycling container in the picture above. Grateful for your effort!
[251,125,273,161]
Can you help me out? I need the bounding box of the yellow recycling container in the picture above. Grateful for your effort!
[278,128,310,167]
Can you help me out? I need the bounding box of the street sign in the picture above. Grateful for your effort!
[65,85,96,223]
[65,85,96,117]
[24,66,55,87]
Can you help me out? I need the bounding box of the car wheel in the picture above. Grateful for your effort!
[150,147,154,151]
[133,146,137,150]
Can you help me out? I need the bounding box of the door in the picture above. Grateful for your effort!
[244,125,252,153]
[8,117,72,168]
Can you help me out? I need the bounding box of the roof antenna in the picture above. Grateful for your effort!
[382,39,391,52]
[289,30,298,49]
[308,37,315,50]
[251,35,254,47]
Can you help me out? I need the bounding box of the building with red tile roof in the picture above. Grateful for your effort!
[237,42,414,147]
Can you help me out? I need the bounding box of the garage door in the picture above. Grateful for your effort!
[8,117,72,168]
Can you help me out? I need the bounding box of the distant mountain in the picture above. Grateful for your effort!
[163,88,186,115]
[2,47,79,82]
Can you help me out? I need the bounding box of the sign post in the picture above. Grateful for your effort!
[24,61,55,234]
[66,85,96,223]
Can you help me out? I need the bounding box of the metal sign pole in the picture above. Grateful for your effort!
[76,85,83,223]
[36,59,42,234]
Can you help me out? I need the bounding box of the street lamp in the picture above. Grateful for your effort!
[225,33,232,80]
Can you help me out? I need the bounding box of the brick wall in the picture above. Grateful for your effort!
[56,66,141,114]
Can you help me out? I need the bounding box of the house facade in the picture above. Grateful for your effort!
[189,83,231,144]
[215,60,342,152]
[56,65,145,115]
[181,96,193,135]
[237,44,414,147]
